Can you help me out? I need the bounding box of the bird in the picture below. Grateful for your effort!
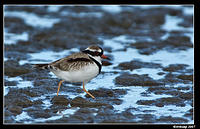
[33,45,109,99]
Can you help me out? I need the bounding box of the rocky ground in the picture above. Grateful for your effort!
[4,5,193,124]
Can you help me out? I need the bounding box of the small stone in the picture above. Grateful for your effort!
[115,73,163,86]
[7,105,23,115]
[70,97,111,108]
[51,95,70,106]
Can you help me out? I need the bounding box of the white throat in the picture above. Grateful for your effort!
[88,54,102,64]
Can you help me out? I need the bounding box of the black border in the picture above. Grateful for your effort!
[0,0,197,5]
[2,0,199,128]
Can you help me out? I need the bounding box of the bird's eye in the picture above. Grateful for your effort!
[95,51,99,56]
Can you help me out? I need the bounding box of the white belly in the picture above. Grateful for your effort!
[51,63,99,83]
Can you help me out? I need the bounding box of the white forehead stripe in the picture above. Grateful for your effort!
[86,48,101,53]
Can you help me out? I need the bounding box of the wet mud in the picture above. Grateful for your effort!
[4,5,193,124]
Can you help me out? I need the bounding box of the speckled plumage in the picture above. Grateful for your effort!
[33,45,107,99]
[33,45,103,82]
[50,52,94,71]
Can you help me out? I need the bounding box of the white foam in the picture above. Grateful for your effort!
[5,76,23,81]
[4,32,29,45]
[109,47,194,69]
[130,104,193,124]
[162,15,193,32]
[15,112,32,122]
[101,5,122,13]
[113,86,173,112]
[130,68,166,80]
[140,48,194,68]
[99,35,136,51]
[57,107,80,117]
[182,6,193,15]
[4,87,9,96]
[113,87,146,112]
[4,76,33,96]
[47,5,63,12]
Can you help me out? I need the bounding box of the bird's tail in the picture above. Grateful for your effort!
[32,63,49,70]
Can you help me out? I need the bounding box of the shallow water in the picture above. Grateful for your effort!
[4,5,194,124]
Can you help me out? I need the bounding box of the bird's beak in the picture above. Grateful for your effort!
[101,54,110,60]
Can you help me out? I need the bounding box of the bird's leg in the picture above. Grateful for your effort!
[82,81,95,99]
[57,80,64,96]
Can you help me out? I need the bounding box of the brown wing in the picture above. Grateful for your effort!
[50,52,93,71]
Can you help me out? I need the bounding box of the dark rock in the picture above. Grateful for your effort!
[115,73,163,86]
[15,98,34,108]
[33,100,43,105]
[109,98,123,105]
[136,114,157,123]
[4,60,31,77]
[122,109,135,119]
[178,15,193,28]
[7,105,23,115]
[5,88,34,108]
[4,110,16,123]
[177,86,190,91]
[157,72,165,75]
[4,17,33,34]
[184,108,193,119]
[51,95,70,106]
[112,89,127,95]
[97,107,115,116]
[4,80,18,86]
[17,89,38,97]
[155,102,164,107]
[28,109,55,119]
[147,86,170,93]
[157,116,189,123]
[115,60,162,71]
[33,79,49,87]
[70,97,112,108]
[137,96,186,107]
[147,86,180,96]
[164,90,180,96]
[157,97,185,107]
[136,100,156,106]
[76,107,96,114]
[130,34,193,55]
[161,73,181,84]
[179,92,193,100]
[165,35,193,49]
[140,91,151,97]
[163,64,189,72]
[102,60,112,66]
[130,41,163,55]
[5,96,34,108]
[86,88,114,98]
[177,75,193,81]
[116,60,142,70]
[95,107,132,123]
[69,108,97,122]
